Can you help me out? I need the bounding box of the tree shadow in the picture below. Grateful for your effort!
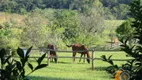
[77,62,89,64]
[50,61,90,64]
[57,61,71,64]
[87,66,107,71]
[28,76,77,80]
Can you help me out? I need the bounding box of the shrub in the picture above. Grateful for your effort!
[102,0,142,80]
[0,46,48,80]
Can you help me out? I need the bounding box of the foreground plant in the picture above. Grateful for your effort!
[102,0,142,80]
[0,46,48,80]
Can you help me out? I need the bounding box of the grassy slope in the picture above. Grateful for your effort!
[0,12,25,25]
[103,20,125,38]
[92,20,124,45]
[23,51,130,80]
[104,20,125,36]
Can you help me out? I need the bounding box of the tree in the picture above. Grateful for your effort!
[53,9,80,44]
[104,0,142,79]
[118,0,133,4]
[0,21,21,49]
[116,18,135,40]
[78,1,106,46]
[100,0,118,8]
[0,0,18,13]
[112,4,130,19]
[21,9,48,47]
[79,13,104,45]
[119,1,142,79]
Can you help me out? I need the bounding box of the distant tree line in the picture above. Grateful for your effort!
[0,0,132,19]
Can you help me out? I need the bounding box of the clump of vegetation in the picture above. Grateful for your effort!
[101,55,118,74]
[0,46,48,80]
[102,0,142,79]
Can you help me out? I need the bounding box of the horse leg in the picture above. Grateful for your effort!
[50,54,53,62]
[79,53,83,62]
[84,54,86,63]
[73,52,76,63]
[54,54,58,63]
[47,53,51,64]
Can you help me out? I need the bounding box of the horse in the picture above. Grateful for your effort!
[66,44,90,64]
[47,44,58,63]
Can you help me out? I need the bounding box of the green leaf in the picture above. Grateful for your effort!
[0,48,6,58]
[26,46,32,57]
[35,64,48,70]
[4,56,11,64]
[21,58,26,67]
[37,53,46,65]
[13,69,19,77]
[17,47,24,58]
[101,55,107,61]
[108,60,114,65]
[113,65,118,69]
[21,69,25,77]
[28,63,33,71]
[15,61,22,71]
[106,66,117,74]
[135,62,141,66]
[108,55,112,60]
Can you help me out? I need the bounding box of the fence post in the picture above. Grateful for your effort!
[92,50,95,70]
[47,50,50,65]
[9,49,12,62]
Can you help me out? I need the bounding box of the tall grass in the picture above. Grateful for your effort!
[22,51,130,80]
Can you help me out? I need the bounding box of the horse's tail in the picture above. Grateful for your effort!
[66,45,72,47]
[86,52,91,64]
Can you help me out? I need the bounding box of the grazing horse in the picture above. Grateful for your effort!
[47,44,58,63]
[66,44,90,64]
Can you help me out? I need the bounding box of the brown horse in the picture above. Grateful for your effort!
[66,44,90,64]
[47,44,58,63]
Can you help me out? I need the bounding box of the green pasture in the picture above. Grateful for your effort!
[21,51,131,80]
[105,20,124,27]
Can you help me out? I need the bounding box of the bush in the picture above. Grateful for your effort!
[0,46,48,80]
[102,0,142,80]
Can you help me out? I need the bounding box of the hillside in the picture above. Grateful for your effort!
[0,12,25,25]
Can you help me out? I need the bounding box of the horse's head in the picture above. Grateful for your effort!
[47,44,56,50]
[87,58,90,64]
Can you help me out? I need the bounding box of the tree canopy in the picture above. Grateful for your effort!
[0,0,132,19]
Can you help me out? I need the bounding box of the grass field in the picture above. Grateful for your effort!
[22,51,131,80]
